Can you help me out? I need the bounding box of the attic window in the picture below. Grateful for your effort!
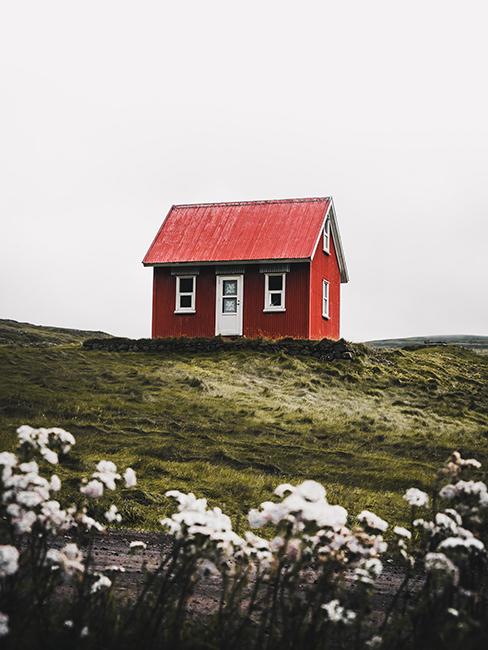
[175,276,196,313]
[323,216,330,254]
[264,273,286,312]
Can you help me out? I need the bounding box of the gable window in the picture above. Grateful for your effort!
[323,216,330,254]
[175,275,196,313]
[264,273,286,312]
[322,279,330,319]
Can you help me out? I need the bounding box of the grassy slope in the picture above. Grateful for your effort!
[1,320,487,530]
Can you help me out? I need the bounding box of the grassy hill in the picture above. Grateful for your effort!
[0,318,111,346]
[367,334,488,351]
[0,319,487,530]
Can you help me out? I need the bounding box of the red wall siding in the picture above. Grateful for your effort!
[242,264,309,339]
[309,235,341,340]
[152,267,216,337]
[152,263,310,339]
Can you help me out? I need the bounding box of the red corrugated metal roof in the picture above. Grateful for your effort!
[143,197,331,265]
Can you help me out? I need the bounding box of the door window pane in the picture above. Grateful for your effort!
[268,275,283,291]
[223,297,237,313]
[223,280,237,296]
[270,293,282,306]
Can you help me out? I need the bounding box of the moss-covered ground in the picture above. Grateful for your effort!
[0,321,487,530]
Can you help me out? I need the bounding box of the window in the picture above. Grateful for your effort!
[264,273,286,311]
[322,279,330,319]
[175,275,196,313]
[323,217,330,254]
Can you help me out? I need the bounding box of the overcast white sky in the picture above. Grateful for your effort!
[1,1,487,341]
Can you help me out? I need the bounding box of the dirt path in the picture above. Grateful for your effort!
[78,530,408,618]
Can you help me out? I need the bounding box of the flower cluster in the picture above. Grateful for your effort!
[161,490,246,569]
[17,425,75,464]
[0,424,138,642]
[80,461,136,499]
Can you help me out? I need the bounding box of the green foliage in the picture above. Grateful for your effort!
[0,320,487,530]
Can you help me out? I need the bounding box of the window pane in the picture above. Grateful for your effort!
[179,277,194,293]
[268,275,283,291]
[270,293,282,307]
[223,280,237,296]
[180,295,192,308]
[223,297,237,313]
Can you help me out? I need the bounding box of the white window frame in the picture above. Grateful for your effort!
[323,217,330,254]
[322,279,330,319]
[175,275,196,313]
[263,273,286,312]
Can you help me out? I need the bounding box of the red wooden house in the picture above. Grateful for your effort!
[143,197,348,340]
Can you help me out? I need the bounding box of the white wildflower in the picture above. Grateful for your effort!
[438,536,485,552]
[413,518,435,532]
[38,500,73,533]
[79,512,105,532]
[19,461,39,474]
[51,428,76,453]
[393,526,412,539]
[0,612,9,637]
[93,460,120,490]
[16,424,36,446]
[247,508,268,528]
[0,452,17,468]
[439,480,488,505]
[366,636,383,648]
[296,480,326,502]
[444,508,462,525]
[460,458,481,469]
[123,467,137,488]
[129,540,147,552]
[0,545,19,576]
[50,475,61,491]
[40,447,58,465]
[425,552,459,584]
[448,607,459,617]
[91,574,112,593]
[104,565,126,573]
[274,483,294,498]
[322,599,356,625]
[64,620,74,628]
[105,504,122,523]
[435,512,460,533]
[7,505,36,534]
[81,626,89,637]
[80,479,104,499]
[46,543,84,575]
[357,510,388,532]
[166,490,207,512]
[16,490,44,508]
[0,452,17,481]
[404,488,429,507]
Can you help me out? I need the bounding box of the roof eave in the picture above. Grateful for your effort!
[142,257,312,268]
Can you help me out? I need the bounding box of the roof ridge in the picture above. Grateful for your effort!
[172,197,330,209]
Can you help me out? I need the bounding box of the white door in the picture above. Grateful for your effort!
[215,275,243,335]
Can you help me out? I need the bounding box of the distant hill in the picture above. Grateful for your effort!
[0,319,112,347]
[366,334,488,351]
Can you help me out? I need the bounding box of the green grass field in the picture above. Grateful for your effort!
[1,319,487,530]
